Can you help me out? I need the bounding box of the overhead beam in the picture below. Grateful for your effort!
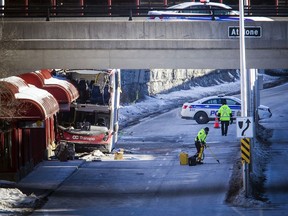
[1,20,288,72]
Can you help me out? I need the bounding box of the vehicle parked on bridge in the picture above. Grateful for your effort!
[148,0,273,21]
[181,95,272,124]
[55,69,121,153]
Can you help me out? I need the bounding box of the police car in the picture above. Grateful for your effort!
[148,0,273,21]
[180,95,272,124]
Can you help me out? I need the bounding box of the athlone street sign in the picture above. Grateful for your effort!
[228,26,262,38]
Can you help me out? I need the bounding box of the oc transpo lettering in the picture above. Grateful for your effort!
[71,135,96,141]
[80,136,96,141]
[72,135,79,140]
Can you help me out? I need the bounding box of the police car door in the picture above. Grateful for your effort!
[204,98,221,119]
[226,98,241,118]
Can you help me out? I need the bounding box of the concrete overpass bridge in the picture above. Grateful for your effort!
[1,19,288,73]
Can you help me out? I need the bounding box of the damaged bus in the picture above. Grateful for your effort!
[55,69,121,153]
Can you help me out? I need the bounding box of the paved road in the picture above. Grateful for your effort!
[18,83,288,216]
[29,146,240,215]
[29,103,243,215]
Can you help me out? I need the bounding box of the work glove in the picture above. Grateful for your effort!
[230,119,233,124]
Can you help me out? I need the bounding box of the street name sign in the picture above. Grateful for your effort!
[228,26,262,38]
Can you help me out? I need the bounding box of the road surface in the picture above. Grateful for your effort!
[28,83,288,216]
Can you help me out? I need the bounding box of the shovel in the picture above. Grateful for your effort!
[207,145,220,164]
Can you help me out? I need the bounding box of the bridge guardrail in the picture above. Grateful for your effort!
[0,5,287,21]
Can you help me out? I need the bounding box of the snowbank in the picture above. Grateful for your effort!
[0,181,40,215]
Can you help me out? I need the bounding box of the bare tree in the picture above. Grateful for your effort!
[0,22,20,78]
[0,22,25,122]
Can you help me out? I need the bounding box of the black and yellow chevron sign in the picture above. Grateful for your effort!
[241,138,250,164]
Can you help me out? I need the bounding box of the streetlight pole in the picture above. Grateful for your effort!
[239,0,250,197]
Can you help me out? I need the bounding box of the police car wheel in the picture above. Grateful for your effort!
[194,111,209,124]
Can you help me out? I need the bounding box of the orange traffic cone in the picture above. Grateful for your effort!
[214,115,220,128]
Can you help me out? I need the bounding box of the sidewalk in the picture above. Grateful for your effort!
[17,160,85,198]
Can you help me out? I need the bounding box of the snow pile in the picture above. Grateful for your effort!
[226,119,276,207]
[231,189,270,208]
[0,184,40,215]
[225,133,271,208]
[0,188,38,208]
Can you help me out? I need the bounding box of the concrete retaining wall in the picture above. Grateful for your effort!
[120,69,240,103]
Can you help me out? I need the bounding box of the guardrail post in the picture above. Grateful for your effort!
[46,7,50,21]
[128,9,132,21]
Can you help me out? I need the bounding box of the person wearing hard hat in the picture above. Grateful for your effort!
[194,127,209,164]
[217,100,232,136]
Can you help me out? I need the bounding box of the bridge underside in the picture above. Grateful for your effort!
[2,20,288,72]
[11,49,288,71]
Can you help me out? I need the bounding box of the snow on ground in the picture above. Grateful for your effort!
[0,72,285,215]
[119,81,242,128]
[0,181,41,215]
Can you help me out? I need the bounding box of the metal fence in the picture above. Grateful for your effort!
[0,5,287,20]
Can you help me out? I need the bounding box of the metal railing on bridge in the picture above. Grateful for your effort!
[0,5,287,21]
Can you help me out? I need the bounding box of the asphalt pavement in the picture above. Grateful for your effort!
[17,160,85,198]
[16,124,288,215]
[16,82,288,213]
[12,82,287,216]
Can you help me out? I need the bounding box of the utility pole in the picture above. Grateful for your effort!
[239,0,251,197]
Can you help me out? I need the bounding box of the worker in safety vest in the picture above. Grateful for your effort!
[217,101,232,136]
[194,127,209,164]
